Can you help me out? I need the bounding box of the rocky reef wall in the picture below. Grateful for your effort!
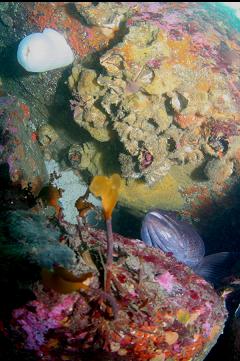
[0,2,240,227]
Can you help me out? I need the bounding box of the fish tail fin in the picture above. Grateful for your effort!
[235,303,240,318]
[194,252,240,287]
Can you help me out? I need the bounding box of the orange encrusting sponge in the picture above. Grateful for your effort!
[89,174,121,220]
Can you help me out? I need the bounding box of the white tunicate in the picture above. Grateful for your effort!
[17,28,74,72]
[44,159,101,224]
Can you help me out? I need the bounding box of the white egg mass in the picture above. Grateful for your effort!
[17,28,74,72]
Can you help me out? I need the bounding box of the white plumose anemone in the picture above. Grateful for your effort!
[17,28,74,72]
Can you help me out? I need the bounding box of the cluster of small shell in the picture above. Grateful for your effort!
[75,2,129,37]
[68,142,101,176]
[69,20,240,186]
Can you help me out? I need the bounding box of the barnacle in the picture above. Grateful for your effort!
[204,158,234,184]
[37,124,59,147]
[170,147,204,165]
[68,142,101,176]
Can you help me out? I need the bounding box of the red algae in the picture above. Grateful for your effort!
[142,254,162,264]
[19,102,31,120]
[27,2,113,59]
[7,225,227,361]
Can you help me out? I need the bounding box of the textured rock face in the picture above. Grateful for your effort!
[69,2,240,186]
[67,2,240,219]
[0,2,119,127]
[0,6,234,360]
[9,227,227,361]
[0,96,47,194]
[1,2,239,220]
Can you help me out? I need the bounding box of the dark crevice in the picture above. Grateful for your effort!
[94,96,111,120]
[65,3,92,27]
[190,159,209,181]
[163,94,175,116]
[82,17,130,72]
[147,118,159,131]
[167,137,177,153]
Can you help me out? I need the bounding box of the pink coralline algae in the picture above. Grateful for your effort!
[147,58,162,69]
[8,226,227,361]
[12,294,79,351]
[210,120,240,138]
[154,271,176,293]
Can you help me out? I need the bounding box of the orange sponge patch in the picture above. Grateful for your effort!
[41,267,92,294]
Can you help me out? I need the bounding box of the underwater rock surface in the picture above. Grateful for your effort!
[1,2,240,220]
[9,226,227,361]
[67,2,240,218]
[0,96,47,194]
[0,2,122,126]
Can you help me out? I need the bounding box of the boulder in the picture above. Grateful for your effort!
[9,226,227,361]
